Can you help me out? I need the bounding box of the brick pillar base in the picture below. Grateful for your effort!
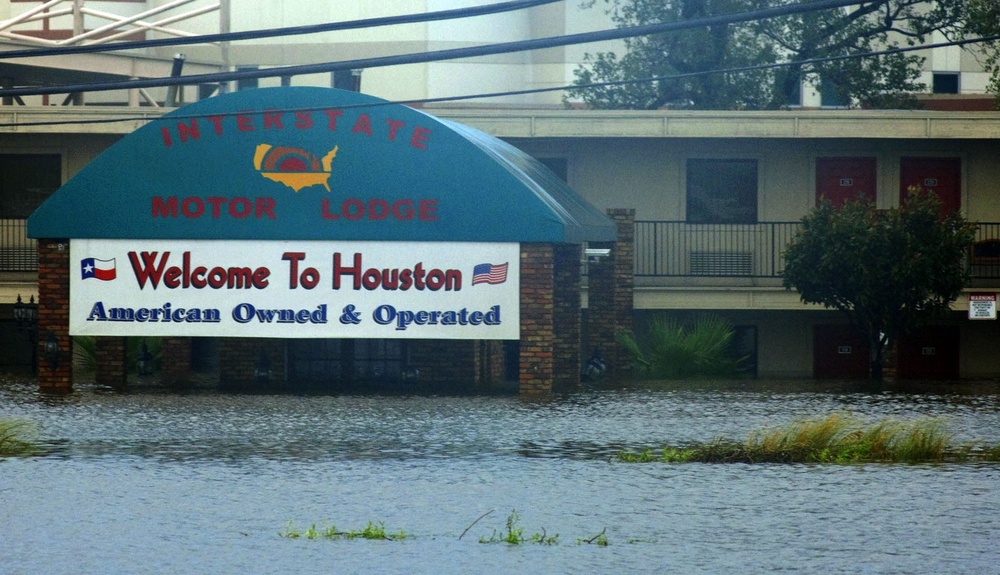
[552,243,581,393]
[218,338,285,388]
[94,337,127,388]
[586,209,635,380]
[161,337,192,384]
[37,239,72,393]
[520,243,555,396]
[519,243,582,396]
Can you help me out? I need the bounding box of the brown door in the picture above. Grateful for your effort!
[816,157,877,207]
[814,324,870,379]
[899,157,961,214]
[896,326,960,380]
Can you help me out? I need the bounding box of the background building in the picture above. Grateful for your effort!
[2,0,999,380]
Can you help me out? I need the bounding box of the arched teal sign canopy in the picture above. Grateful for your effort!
[28,87,615,243]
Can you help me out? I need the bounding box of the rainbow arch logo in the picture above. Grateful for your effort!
[253,144,338,192]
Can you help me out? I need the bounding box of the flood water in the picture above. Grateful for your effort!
[2,376,1000,574]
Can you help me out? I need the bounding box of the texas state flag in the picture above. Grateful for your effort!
[81,257,116,281]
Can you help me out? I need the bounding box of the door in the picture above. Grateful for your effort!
[899,157,961,214]
[814,324,870,379]
[896,326,960,380]
[816,157,877,207]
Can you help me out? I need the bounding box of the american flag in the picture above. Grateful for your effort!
[472,262,508,285]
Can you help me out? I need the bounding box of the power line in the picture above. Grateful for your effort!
[0,0,863,98]
[4,33,995,130]
[0,0,562,60]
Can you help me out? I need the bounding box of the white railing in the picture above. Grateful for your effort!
[0,0,220,46]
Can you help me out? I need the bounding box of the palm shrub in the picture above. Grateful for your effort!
[616,315,746,379]
[73,336,162,374]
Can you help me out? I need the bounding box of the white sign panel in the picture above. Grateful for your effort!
[70,240,520,339]
[968,292,997,320]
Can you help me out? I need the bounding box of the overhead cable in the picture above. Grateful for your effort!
[0,0,562,60]
[0,0,864,99]
[5,33,995,130]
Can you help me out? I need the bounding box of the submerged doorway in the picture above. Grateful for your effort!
[288,339,407,388]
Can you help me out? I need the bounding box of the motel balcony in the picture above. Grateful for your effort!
[6,219,1000,287]
[630,221,1000,289]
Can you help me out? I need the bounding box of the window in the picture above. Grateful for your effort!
[0,154,61,218]
[933,72,960,94]
[819,76,847,107]
[686,159,758,224]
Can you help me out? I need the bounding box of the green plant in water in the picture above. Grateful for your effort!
[479,510,557,545]
[616,315,747,379]
[578,528,609,546]
[0,417,39,457]
[73,336,163,374]
[617,414,998,464]
[280,520,407,541]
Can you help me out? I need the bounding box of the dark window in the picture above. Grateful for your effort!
[686,159,758,224]
[785,74,802,107]
[933,72,960,94]
[820,76,847,107]
[0,154,61,218]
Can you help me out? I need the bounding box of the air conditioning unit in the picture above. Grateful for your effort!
[690,251,753,276]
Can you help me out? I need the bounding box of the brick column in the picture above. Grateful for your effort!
[94,337,127,387]
[161,337,192,383]
[519,243,583,395]
[552,243,582,393]
[586,209,635,379]
[219,338,285,388]
[37,239,72,393]
[519,243,554,395]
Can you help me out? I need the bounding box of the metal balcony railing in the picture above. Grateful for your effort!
[635,221,800,278]
[0,219,36,272]
[636,220,1000,280]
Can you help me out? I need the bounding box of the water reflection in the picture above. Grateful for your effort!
[2,375,1000,575]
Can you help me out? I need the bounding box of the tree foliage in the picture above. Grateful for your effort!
[782,191,977,380]
[960,0,1000,106]
[569,0,966,110]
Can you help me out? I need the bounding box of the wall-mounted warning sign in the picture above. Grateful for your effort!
[968,292,997,320]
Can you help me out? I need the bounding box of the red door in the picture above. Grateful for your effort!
[814,324,870,379]
[896,326,960,380]
[816,157,877,207]
[899,157,961,214]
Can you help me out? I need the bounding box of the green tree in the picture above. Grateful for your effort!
[568,0,965,110]
[782,192,977,381]
[960,0,1000,106]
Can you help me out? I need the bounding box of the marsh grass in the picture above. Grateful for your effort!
[619,414,986,464]
[280,521,407,541]
[0,417,39,457]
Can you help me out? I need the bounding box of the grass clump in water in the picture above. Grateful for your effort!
[619,414,969,464]
[479,510,559,545]
[280,520,407,541]
[0,417,39,457]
